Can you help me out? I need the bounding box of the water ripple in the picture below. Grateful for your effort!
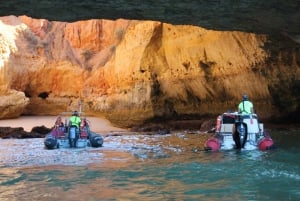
[0,132,299,201]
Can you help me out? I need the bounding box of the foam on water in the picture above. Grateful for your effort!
[0,131,299,201]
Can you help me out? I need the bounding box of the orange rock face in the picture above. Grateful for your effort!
[0,15,299,127]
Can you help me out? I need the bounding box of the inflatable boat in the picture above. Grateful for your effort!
[44,112,103,149]
[204,112,274,151]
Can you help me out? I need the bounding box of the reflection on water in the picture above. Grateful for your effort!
[0,130,299,201]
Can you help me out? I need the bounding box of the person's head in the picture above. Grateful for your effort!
[242,94,248,101]
[73,111,79,116]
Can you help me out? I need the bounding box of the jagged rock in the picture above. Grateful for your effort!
[0,127,28,139]
[0,90,29,119]
[0,125,51,139]
[131,120,203,133]
[30,125,52,135]
[0,15,299,128]
[200,119,217,133]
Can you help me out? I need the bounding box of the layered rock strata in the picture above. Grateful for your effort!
[0,15,299,127]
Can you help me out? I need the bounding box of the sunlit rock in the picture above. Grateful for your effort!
[0,15,299,127]
[0,90,29,119]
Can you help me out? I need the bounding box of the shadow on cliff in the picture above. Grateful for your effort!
[261,33,300,123]
[1,0,299,37]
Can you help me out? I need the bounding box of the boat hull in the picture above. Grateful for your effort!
[44,115,104,149]
[204,112,274,151]
[44,130,103,149]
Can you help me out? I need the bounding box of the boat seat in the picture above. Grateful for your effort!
[220,123,234,134]
[55,127,66,139]
[80,130,88,139]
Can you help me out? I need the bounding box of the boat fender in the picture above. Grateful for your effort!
[44,135,57,149]
[204,137,220,151]
[90,135,103,147]
[258,137,274,151]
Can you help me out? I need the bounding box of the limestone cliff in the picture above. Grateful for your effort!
[0,15,299,127]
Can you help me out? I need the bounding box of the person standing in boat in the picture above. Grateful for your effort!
[68,111,81,147]
[69,111,81,128]
[238,94,254,114]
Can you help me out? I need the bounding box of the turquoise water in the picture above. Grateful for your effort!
[0,130,299,201]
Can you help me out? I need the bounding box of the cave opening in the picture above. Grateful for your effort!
[38,92,49,99]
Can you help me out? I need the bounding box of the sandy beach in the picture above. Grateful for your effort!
[0,116,126,132]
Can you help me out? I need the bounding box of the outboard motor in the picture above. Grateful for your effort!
[44,135,58,149]
[90,134,103,147]
[233,121,248,149]
[69,126,78,148]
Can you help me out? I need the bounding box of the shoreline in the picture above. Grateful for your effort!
[0,116,127,133]
[0,116,299,135]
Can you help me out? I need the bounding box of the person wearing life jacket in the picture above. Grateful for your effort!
[69,111,81,128]
[238,94,254,114]
[55,115,64,128]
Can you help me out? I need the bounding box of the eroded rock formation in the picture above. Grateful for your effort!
[0,15,299,127]
[0,125,50,138]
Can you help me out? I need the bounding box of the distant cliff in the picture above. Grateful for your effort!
[0,16,299,127]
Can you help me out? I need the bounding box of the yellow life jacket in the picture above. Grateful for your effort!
[70,116,81,128]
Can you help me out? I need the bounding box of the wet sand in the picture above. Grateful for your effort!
[0,116,127,132]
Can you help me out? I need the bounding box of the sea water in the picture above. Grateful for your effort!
[0,129,299,201]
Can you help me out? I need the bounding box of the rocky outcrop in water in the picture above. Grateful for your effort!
[0,15,299,127]
[0,125,50,139]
